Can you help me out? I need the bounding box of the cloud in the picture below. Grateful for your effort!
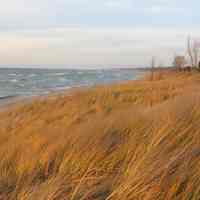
[147,5,184,14]
[0,0,199,67]
[0,0,198,29]
[104,0,132,9]
[0,26,199,67]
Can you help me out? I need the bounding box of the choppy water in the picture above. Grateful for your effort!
[0,68,144,100]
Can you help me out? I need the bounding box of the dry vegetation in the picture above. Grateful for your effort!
[0,70,200,199]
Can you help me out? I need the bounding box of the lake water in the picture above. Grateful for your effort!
[0,68,144,100]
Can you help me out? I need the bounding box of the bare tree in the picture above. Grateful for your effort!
[193,40,199,68]
[187,36,200,68]
[150,56,155,80]
[187,36,194,67]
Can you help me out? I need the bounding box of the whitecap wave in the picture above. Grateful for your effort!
[28,74,37,77]
[10,79,18,83]
[50,73,66,76]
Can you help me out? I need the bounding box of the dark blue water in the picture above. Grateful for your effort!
[0,68,144,99]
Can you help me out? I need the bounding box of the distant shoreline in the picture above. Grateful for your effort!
[0,66,172,70]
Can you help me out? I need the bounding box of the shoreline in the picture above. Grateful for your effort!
[0,70,147,110]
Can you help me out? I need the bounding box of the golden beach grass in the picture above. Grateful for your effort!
[0,70,200,199]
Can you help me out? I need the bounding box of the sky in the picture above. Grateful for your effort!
[0,0,200,68]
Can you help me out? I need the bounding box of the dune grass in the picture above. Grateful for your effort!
[0,70,200,199]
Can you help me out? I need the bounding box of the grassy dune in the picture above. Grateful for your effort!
[1,70,200,199]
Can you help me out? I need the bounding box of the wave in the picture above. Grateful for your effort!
[50,73,66,76]
[28,74,37,77]
[58,78,68,82]
[10,79,18,83]
[0,69,141,100]
[53,86,72,91]
[0,95,18,100]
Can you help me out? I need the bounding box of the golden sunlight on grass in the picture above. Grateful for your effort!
[0,70,200,199]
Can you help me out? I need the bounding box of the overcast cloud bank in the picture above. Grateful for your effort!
[0,0,199,67]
